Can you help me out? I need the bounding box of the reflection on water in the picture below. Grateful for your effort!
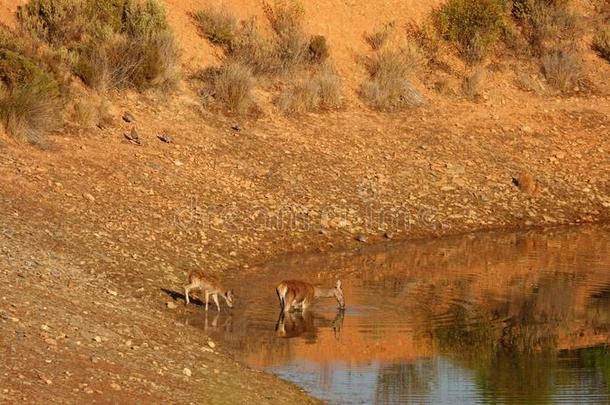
[183,225,610,404]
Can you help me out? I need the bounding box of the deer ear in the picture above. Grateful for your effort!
[336,280,342,289]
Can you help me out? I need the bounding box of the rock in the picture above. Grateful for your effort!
[157,133,173,143]
[41,324,50,331]
[183,368,192,377]
[207,340,216,349]
[107,289,118,296]
[122,112,135,123]
[110,383,121,391]
[355,234,368,243]
[166,301,178,310]
[384,232,394,240]
[124,128,141,145]
[231,123,242,132]
[83,193,95,202]
[93,336,102,343]
[512,171,537,194]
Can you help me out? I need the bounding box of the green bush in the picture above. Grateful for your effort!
[435,0,506,63]
[17,0,179,92]
[0,40,62,144]
[593,28,610,62]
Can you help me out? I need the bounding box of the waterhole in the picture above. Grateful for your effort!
[183,225,610,404]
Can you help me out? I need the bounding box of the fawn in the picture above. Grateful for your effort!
[276,279,345,313]
[184,271,234,312]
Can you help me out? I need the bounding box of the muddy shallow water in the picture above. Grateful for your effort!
[184,225,610,404]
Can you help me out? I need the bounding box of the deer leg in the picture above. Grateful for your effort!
[184,284,194,305]
[213,293,221,312]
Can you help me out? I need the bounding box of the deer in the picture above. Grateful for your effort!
[184,270,234,312]
[276,279,345,314]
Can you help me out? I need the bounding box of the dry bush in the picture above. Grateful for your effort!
[434,0,506,63]
[593,28,610,62]
[0,85,62,144]
[229,18,279,75]
[365,22,395,51]
[193,8,237,47]
[406,21,442,61]
[512,0,578,54]
[359,46,424,110]
[541,48,581,91]
[278,64,342,114]
[0,28,63,143]
[203,62,256,115]
[263,0,309,70]
[462,67,486,99]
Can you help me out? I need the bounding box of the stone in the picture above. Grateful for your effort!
[157,134,173,143]
[122,112,135,123]
[207,340,216,349]
[355,234,368,242]
[124,128,141,145]
[183,368,192,377]
[166,301,178,310]
[93,336,102,343]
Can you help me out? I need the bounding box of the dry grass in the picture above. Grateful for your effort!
[278,64,342,114]
[365,22,395,51]
[308,35,329,63]
[193,8,237,48]
[593,28,610,62]
[359,46,424,110]
[462,67,486,100]
[512,0,578,54]
[203,62,256,115]
[0,85,62,145]
[541,48,582,91]
[263,0,309,71]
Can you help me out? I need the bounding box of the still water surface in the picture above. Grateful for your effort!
[186,226,610,404]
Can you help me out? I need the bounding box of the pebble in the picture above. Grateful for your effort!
[122,112,135,123]
[166,301,178,310]
[93,336,102,343]
[183,368,192,377]
[207,340,216,349]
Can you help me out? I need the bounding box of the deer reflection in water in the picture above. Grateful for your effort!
[275,309,345,339]
[184,310,233,333]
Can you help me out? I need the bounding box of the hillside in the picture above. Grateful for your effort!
[1,0,609,402]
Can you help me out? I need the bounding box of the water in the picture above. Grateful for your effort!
[183,225,610,404]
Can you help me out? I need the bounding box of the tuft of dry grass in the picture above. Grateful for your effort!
[0,85,62,145]
[193,8,237,48]
[462,67,485,100]
[364,22,395,51]
[263,0,309,70]
[359,46,424,110]
[593,28,610,62]
[541,48,581,91]
[278,63,342,114]
[308,35,329,63]
[203,62,256,115]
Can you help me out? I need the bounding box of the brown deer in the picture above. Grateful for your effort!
[184,271,234,312]
[276,280,345,313]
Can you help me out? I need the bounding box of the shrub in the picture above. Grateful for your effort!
[593,28,610,62]
[434,0,506,63]
[204,62,255,115]
[0,34,63,143]
[359,47,424,110]
[0,84,62,144]
[17,0,180,92]
[193,8,237,47]
[512,0,577,54]
[278,63,341,114]
[541,48,581,91]
[229,18,279,75]
[364,22,394,51]
[263,0,309,70]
